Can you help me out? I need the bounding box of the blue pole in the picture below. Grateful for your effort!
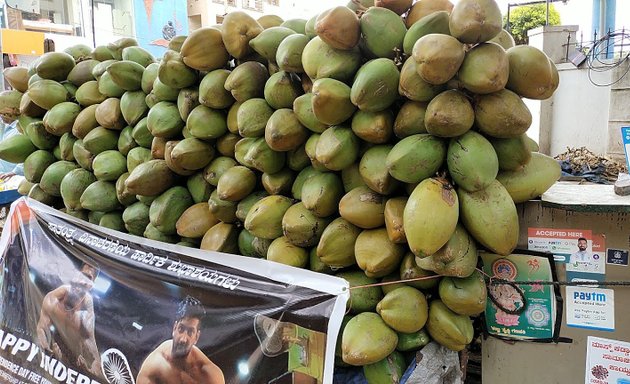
[592,0,600,41]
[605,0,616,33]
[593,0,617,58]
[605,0,616,58]
[606,0,617,31]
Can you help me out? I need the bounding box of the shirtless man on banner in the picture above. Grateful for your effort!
[36,263,103,379]
[136,296,225,384]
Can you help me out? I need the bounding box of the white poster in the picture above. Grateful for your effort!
[566,287,615,332]
[586,336,630,384]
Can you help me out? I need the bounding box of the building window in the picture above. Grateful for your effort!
[227,0,236,6]
[267,0,279,6]
[216,14,225,24]
[242,0,262,12]
[213,0,224,4]
[18,0,81,36]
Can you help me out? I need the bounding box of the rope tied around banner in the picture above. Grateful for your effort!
[342,268,630,292]
[344,274,443,291]
[341,268,630,315]
[475,267,630,288]
[342,274,444,314]
[484,279,630,287]
[478,268,630,316]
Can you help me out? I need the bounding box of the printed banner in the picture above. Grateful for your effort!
[481,252,557,340]
[527,227,606,282]
[0,198,348,384]
[566,287,615,332]
[586,336,630,384]
[527,227,593,262]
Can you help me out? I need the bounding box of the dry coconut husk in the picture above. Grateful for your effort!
[554,147,627,183]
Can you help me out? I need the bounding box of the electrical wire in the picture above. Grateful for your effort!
[585,29,630,87]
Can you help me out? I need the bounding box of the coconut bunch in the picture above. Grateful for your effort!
[0,0,562,377]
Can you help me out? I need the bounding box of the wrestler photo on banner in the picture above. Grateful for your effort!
[136,296,225,384]
[35,262,106,381]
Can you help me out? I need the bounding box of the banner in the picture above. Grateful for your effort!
[481,252,559,341]
[0,198,348,384]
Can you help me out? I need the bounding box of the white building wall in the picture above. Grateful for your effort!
[523,98,541,151]
[546,63,611,157]
[44,33,94,51]
[112,0,134,37]
[526,24,615,158]
[88,0,136,46]
[204,1,308,25]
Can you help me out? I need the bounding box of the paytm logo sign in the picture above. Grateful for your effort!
[574,291,607,302]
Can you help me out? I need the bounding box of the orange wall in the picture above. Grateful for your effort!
[1,29,44,55]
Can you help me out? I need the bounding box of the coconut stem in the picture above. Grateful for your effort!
[351,0,368,16]
[393,47,406,67]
